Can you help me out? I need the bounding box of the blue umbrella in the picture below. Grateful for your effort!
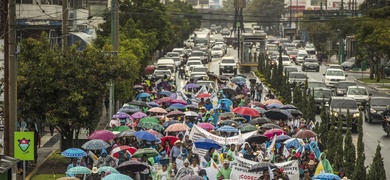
[162,120,181,128]
[235,81,246,86]
[66,166,92,175]
[169,103,186,110]
[218,98,233,107]
[183,83,199,90]
[194,138,222,150]
[273,135,291,143]
[217,125,239,133]
[284,138,303,149]
[102,173,133,180]
[113,112,132,119]
[134,131,159,141]
[61,148,87,158]
[313,173,341,180]
[266,103,283,109]
[147,102,160,107]
[280,104,297,110]
[137,92,151,99]
[98,166,120,174]
[230,77,246,84]
[159,91,172,96]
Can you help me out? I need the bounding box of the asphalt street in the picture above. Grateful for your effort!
[177,33,390,176]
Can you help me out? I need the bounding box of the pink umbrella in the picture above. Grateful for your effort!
[109,119,120,128]
[263,129,286,139]
[170,99,187,105]
[146,129,163,138]
[156,97,173,104]
[165,123,190,132]
[88,130,116,141]
[148,107,168,114]
[131,112,147,119]
[110,145,137,158]
[198,123,215,131]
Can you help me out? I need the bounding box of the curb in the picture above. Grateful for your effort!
[354,78,390,95]
[26,150,56,180]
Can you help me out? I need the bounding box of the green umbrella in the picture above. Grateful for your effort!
[111,126,130,132]
[66,166,92,175]
[137,122,164,132]
[98,166,120,174]
[132,148,159,158]
[139,117,160,124]
[241,125,258,133]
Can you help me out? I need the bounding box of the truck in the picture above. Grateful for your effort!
[219,56,238,75]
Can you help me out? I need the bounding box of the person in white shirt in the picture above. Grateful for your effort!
[190,158,201,174]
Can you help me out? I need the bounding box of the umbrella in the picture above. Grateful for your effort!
[110,146,137,158]
[219,112,235,118]
[263,99,283,105]
[231,117,247,123]
[218,98,233,107]
[194,138,221,150]
[128,101,149,107]
[88,130,116,141]
[248,162,277,172]
[218,120,237,126]
[113,112,132,119]
[246,135,268,144]
[198,123,215,130]
[250,101,263,107]
[134,131,159,141]
[131,112,147,119]
[138,122,165,132]
[66,166,92,175]
[159,91,172,96]
[280,104,297,110]
[166,110,185,117]
[165,123,190,132]
[294,130,317,139]
[264,129,286,139]
[196,93,211,98]
[148,107,168,114]
[261,123,280,129]
[266,103,283,109]
[286,109,303,117]
[186,105,199,110]
[156,97,174,104]
[61,148,87,158]
[183,83,200,90]
[217,125,239,133]
[284,138,304,149]
[82,139,110,150]
[146,129,163,138]
[137,92,150,98]
[132,148,160,158]
[230,76,246,84]
[274,135,291,143]
[238,123,252,129]
[161,136,179,145]
[219,75,230,81]
[57,177,80,180]
[241,125,258,133]
[253,107,267,114]
[182,175,204,180]
[313,173,341,180]
[184,111,198,117]
[102,174,133,180]
[250,117,271,125]
[98,166,119,174]
[111,126,130,132]
[140,117,160,124]
[145,65,156,75]
[118,107,136,114]
[233,107,261,117]
[171,99,187,105]
[169,103,186,110]
[133,85,144,90]
[162,120,181,128]
[147,102,160,107]
[117,129,136,137]
[264,109,289,120]
[117,160,149,172]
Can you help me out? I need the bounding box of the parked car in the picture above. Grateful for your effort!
[341,57,356,70]
[302,58,320,72]
[365,97,390,122]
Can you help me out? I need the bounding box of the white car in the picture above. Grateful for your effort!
[185,60,203,76]
[346,86,371,106]
[296,49,309,64]
[219,57,237,75]
[323,68,347,87]
[281,55,292,66]
[211,46,224,57]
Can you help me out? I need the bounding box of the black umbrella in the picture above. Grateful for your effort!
[218,120,237,126]
[248,162,277,172]
[286,109,303,117]
[129,101,149,107]
[280,104,297,110]
[231,117,247,123]
[246,135,268,144]
[186,105,199,110]
[249,117,271,125]
[117,160,148,172]
[261,123,280,129]
[233,74,247,79]
[264,109,289,121]
[219,75,230,81]
[238,123,252,129]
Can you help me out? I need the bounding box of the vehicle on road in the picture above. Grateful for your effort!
[156,58,175,74]
[186,65,204,78]
[211,46,224,57]
[327,64,343,70]
[302,58,320,72]
[281,55,292,66]
[334,81,356,96]
[153,69,173,80]
[305,43,316,58]
[283,66,298,77]
[165,52,182,69]
[296,49,309,65]
[172,48,188,58]
[311,87,332,113]
[326,96,362,132]
[189,72,208,83]
[288,72,308,87]
[221,28,230,36]
[365,97,390,123]
[219,57,237,75]
[191,50,208,64]
[341,57,356,70]
[185,60,203,77]
[323,68,347,87]
[345,86,371,107]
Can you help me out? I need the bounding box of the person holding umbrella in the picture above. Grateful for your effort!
[85,167,101,180]
[216,160,232,180]
[140,154,152,180]
[95,149,116,168]
[66,158,79,177]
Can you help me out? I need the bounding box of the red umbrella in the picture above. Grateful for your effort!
[264,129,286,139]
[88,130,116,141]
[161,136,179,145]
[196,93,211,98]
[198,123,215,131]
[232,107,261,117]
[294,130,317,139]
[171,99,187,105]
[156,97,173,104]
[166,110,185,117]
[148,107,168,114]
[145,65,156,75]
[110,145,137,158]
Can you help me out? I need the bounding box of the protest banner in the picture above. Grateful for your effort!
[230,156,300,180]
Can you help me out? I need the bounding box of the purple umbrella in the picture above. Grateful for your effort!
[131,112,147,119]
[266,103,283,109]
[183,83,199,90]
[88,130,116,141]
[113,112,132,119]
[171,99,187,105]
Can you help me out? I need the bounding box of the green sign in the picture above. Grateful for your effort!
[14,132,34,160]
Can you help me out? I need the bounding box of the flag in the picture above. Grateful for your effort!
[268,166,274,180]
[283,146,290,158]
[227,81,238,90]
[238,130,245,144]
[88,151,98,163]
[200,156,208,168]
[155,79,162,86]
[315,161,324,175]
[195,85,208,97]
[176,90,188,101]
[267,134,277,160]
[210,93,219,107]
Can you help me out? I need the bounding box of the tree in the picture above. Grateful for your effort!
[281,77,292,104]
[246,0,286,35]
[344,109,356,176]
[326,114,337,164]
[318,101,328,149]
[367,143,386,180]
[332,113,344,170]
[352,113,366,180]
[306,92,316,122]
[292,85,303,110]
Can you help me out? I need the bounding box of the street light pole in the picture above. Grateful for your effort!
[109,0,119,120]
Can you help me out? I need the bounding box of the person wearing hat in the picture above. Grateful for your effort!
[216,160,232,180]
[307,160,316,177]
[202,111,214,122]
[95,148,116,168]
[85,167,101,180]
[273,168,290,180]
[170,140,182,162]
[301,169,311,180]
[175,159,195,179]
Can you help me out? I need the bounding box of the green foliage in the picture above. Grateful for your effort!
[313,121,320,134]
[344,110,356,176]
[352,113,366,180]
[292,85,303,110]
[332,113,344,170]
[326,124,336,164]
[318,101,328,149]
[306,92,316,122]
[246,0,286,30]
[367,143,386,180]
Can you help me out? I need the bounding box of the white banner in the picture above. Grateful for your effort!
[230,156,300,180]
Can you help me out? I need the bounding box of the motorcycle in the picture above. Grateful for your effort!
[383,115,390,136]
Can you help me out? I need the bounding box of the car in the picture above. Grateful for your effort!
[219,57,237,75]
[305,80,327,91]
[323,68,347,87]
[285,47,296,55]
[214,41,227,54]
[172,48,188,57]
[334,81,357,96]
[153,69,173,80]
[365,97,390,122]
[311,87,333,112]
[191,50,208,64]
[221,28,230,36]
[288,72,308,87]
[305,43,316,58]
[345,86,371,107]
[296,49,309,64]
[281,55,292,66]
[302,58,320,72]
[211,46,224,57]
[326,96,362,132]
[341,57,356,70]
[283,66,298,77]
[189,72,208,82]
[289,49,298,62]
[185,60,203,76]
[165,52,182,68]
[327,64,343,70]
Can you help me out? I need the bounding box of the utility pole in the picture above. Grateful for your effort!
[62,0,68,51]
[9,0,17,157]
[2,0,10,156]
[109,0,119,120]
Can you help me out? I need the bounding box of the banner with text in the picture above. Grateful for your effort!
[230,156,300,180]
